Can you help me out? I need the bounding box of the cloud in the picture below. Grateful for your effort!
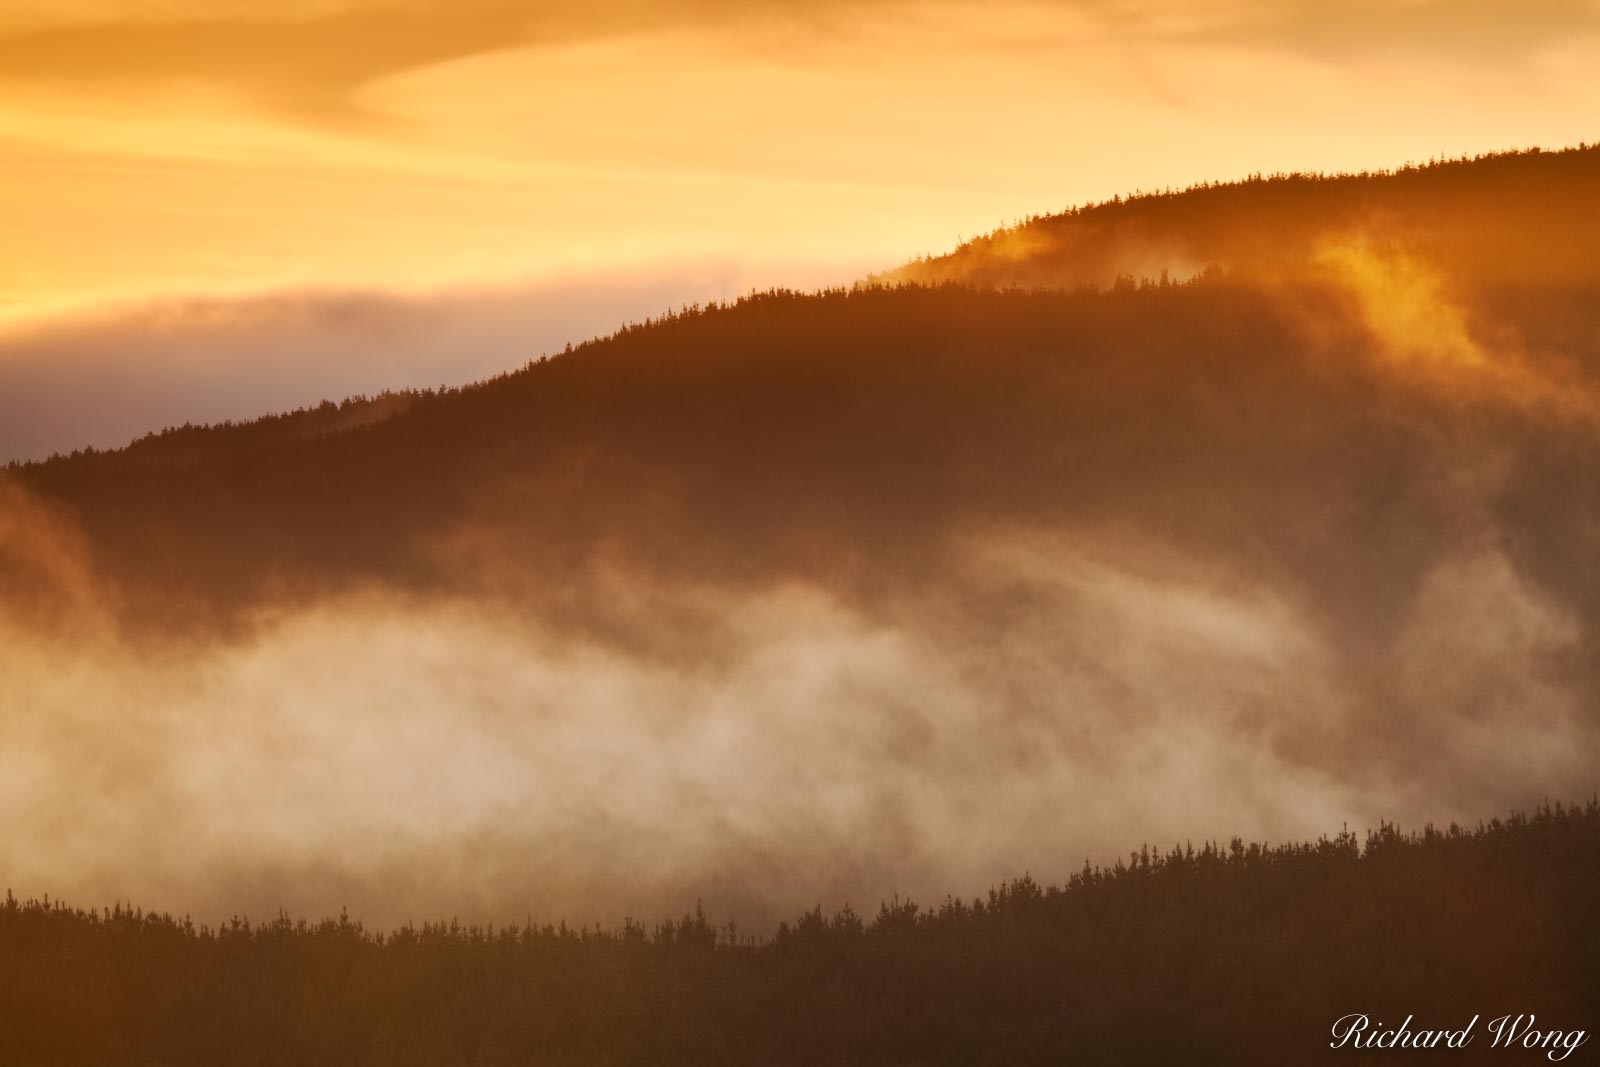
[0,0,886,116]
[1181,0,1600,63]
[5,0,1592,120]
[0,2,542,118]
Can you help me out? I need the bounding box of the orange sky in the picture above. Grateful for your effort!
[2,0,1597,328]
[1,0,1598,461]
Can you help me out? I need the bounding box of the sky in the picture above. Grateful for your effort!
[2,0,1599,457]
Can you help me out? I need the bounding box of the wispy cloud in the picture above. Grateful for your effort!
[4,0,1593,118]
[0,3,540,117]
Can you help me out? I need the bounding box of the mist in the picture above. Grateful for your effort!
[2,494,1589,930]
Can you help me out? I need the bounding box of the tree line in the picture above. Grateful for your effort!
[3,800,1596,1065]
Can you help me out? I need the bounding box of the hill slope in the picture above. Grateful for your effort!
[1,145,1597,927]
[3,801,1596,1066]
[874,144,1600,292]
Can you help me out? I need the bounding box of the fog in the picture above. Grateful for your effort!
[2,491,1589,929]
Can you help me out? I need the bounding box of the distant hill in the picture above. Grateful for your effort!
[872,144,1600,293]
[3,145,1597,862]
[8,266,1597,648]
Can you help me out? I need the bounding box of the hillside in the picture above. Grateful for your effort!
[11,277,1599,631]
[2,801,1596,1066]
[874,144,1600,292]
[2,143,1598,931]
[9,148,1597,634]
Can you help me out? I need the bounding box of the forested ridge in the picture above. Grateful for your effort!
[875,144,1600,292]
[7,146,1598,644]
[3,801,1596,1066]
[10,273,1599,640]
[3,145,1598,1063]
